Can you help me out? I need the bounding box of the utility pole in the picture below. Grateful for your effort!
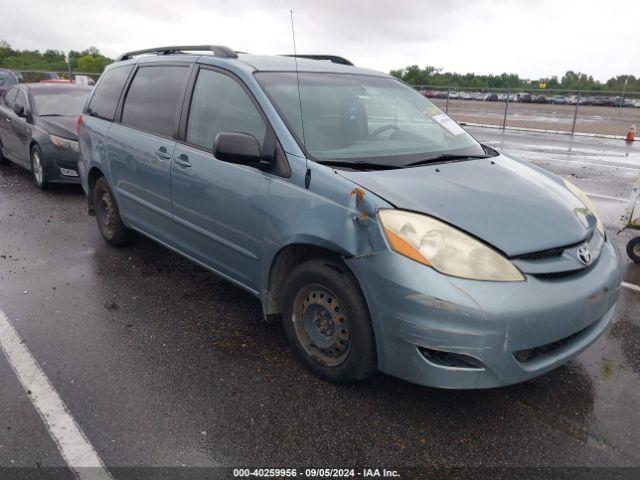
[65,52,72,81]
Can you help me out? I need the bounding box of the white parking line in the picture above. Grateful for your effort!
[623,282,640,293]
[0,308,113,480]
[586,192,627,202]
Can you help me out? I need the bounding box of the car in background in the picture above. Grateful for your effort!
[459,92,472,100]
[607,96,625,107]
[516,92,532,103]
[552,95,567,105]
[533,95,548,104]
[0,69,20,97]
[448,91,459,99]
[483,92,498,101]
[472,92,484,101]
[0,83,91,189]
[592,96,608,106]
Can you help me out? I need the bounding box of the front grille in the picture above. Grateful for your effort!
[517,247,565,261]
[532,268,586,280]
[419,347,485,369]
[513,326,589,363]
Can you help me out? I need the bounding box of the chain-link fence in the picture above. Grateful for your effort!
[10,69,640,138]
[413,84,640,137]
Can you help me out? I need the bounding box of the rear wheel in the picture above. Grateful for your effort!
[30,145,48,190]
[628,237,640,263]
[92,177,136,247]
[281,258,376,384]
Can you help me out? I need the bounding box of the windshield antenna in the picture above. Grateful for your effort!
[290,10,311,189]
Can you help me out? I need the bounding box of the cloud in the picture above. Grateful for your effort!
[1,0,637,81]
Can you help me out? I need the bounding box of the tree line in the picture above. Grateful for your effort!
[390,65,640,93]
[0,40,112,73]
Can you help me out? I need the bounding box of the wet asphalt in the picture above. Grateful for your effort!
[0,128,639,474]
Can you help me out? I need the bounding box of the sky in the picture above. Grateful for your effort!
[1,0,638,81]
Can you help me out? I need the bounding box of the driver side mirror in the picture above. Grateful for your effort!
[214,132,269,170]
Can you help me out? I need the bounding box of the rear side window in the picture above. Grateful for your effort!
[186,69,266,150]
[121,66,189,138]
[87,66,132,121]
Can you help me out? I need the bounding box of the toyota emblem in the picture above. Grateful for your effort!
[577,246,593,265]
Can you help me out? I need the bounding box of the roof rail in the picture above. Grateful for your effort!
[115,45,238,62]
[281,55,354,66]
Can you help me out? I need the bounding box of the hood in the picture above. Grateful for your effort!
[337,155,595,257]
[36,115,78,140]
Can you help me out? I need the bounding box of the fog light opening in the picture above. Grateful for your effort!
[419,347,485,370]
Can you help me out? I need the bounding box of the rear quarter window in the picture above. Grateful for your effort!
[87,66,133,121]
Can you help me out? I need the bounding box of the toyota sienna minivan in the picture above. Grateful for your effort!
[78,46,622,389]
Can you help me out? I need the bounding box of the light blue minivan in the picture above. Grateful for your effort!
[78,46,622,389]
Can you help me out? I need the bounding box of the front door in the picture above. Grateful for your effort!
[171,67,271,293]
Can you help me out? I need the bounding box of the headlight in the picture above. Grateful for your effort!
[562,179,604,236]
[378,210,525,282]
[49,134,79,153]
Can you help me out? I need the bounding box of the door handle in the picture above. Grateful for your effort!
[154,147,171,160]
[174,154,192,168]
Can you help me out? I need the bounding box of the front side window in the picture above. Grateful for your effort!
[187,69,266,150]
[33,89,90,116]
[121,65,189,138]
[3,87,18,108]
[256,72,485,166]
[88,66,132,121]
[14,90,27,109]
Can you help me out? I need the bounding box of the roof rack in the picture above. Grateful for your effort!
[115,45,238,62]
[281,55,354,66]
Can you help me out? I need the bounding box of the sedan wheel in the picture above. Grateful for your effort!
[31,146,48,190]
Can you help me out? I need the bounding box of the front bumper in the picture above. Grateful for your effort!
[346,236,622,389]
[41,143,81,184]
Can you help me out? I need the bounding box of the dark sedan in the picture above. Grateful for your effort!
[0,83,91,189]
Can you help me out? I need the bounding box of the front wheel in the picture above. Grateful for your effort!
[628,237,640,263]
[31,145,48,190]
[92,177,136,247]
[281,258,377,384]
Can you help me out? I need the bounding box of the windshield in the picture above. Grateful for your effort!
[256,72,485,165]
[32,89,90,116]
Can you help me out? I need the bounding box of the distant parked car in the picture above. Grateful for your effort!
[0,83,92,188]
[0,69,20,98]
[433,90,449,99]
[533,95,548,104]
[459,92,472,100]
[516,92,532,103]
[472,92,484,101]
[607,96,624,107]
[483,92,499,101]
[420,89,434,98]
[552,95,567,105]
[449,91,459,99]
[592,96,608,106]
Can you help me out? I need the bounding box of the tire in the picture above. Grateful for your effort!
[627,237,640,264]
[30,145,48,190]
[92,176,136,247]
[0,143,8,165]
[281,257,377,384]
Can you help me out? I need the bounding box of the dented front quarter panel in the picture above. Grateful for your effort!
[259,153,391,300]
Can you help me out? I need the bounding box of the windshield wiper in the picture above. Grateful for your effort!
[404,154,490,167]
[316,160,402,170]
